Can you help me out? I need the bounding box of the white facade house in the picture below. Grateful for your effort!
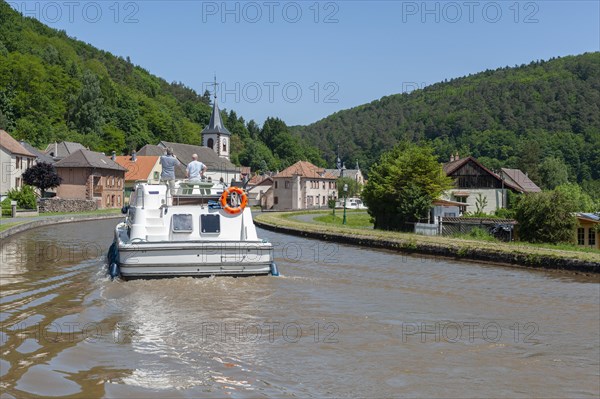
[0,130,36,199]
[271,161,337,211]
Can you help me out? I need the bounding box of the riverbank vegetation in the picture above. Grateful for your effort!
[361,142,453,231]
[256,211,600,265]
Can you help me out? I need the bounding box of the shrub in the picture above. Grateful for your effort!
[7,185,37,209]
[514,190,577,244]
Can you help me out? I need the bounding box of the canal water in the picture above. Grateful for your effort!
[1,219,598,398]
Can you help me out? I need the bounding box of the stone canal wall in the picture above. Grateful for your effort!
[38,199,98,213]
[0,214,123,240]
[254,214,600,274]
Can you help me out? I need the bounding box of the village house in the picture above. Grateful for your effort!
[44,141,86,162]
[499,168,541,193]
[54,149,127,209]
[114,151,161,202]
[576,213,599,250]
[246,176,274,207]
[0,130,37,199]
[442,154,523,214]
[325,160,365,185]
[271,161,337,211]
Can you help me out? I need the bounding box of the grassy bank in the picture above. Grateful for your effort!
[255,211,600,269]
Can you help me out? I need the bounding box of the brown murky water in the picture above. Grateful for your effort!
[1,219,599,398]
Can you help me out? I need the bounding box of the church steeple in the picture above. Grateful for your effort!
[202,76,231,160]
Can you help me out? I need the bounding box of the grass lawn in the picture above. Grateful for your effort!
[313,212,373,228]
[0,222,27,232]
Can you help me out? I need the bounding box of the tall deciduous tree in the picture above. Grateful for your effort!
[68,70,105,135]
[538,156,569,189]
[362,142,453,231]
[22,162,62,197]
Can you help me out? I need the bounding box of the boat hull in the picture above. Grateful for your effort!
[115,240,274,278]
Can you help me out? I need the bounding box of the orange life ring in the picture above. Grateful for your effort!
[219,187,248,215]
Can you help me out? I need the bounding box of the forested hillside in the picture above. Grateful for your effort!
[294,53,600,193]
[0,1,322,170]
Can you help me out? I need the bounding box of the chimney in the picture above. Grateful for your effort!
[450,154,455,162]
[455,151,460,160]
[54,142,58,157]
[111,151,116,161]
[131,150,137,162]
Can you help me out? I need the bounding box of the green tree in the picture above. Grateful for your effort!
[554,183,598,212]
[22,162,62,197]
[514,190,578,244]
[538,156,569,189]
[337,176,361,198]
[68,70,105,135]
[362,142,453,231]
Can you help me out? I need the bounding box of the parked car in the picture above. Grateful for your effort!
[336,197,367,210]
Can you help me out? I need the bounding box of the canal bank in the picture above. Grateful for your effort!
[0,212,123,240]
[254,211,600,274]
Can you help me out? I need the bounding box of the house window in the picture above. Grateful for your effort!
[154,171,159,180]
[222,140,227,152]
[322,182,326,190]
[274,196,278,205]
[207,138,214,149]
[106,195,110,205]
[16,157,21,169]
[275,181,278,189]
[577,228,585,245]
[285,181,290,189]
[15,177,21,188]
[590,229,596,246]
[322,196,326,205]
[307,196,313,206]
[117,195,121,206]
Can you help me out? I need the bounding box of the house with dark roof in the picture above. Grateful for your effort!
[325,160,365,185]
[442,155,522,214]
[0,130,37,197]
[138,141,240,182]
[20,141,56,164]
[54,149,127,208]
[500,168,541,193]
[271,161,337,210]
[44,141,86,161]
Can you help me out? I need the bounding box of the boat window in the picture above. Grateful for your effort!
[201,215,221,233]
[173,214,194,232]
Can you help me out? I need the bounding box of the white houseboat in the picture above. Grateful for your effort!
[107,180,277,279]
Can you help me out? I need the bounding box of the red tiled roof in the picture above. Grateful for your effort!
[115,156,160,181]
[274,161,337,179]
[0,130,35,157]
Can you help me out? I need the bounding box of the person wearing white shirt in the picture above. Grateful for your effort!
[186,154,207,182]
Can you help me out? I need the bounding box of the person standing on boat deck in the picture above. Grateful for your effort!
[160,147,180,193]
[186,154,207,182]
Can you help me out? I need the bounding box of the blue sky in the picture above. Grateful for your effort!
[9,1,600,126]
